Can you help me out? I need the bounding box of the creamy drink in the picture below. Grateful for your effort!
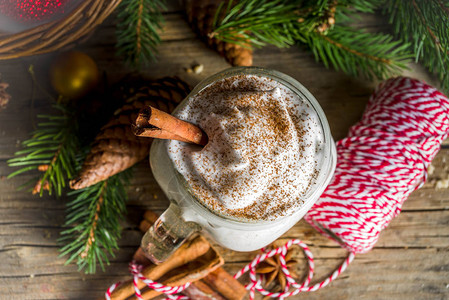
[143,67,336,263]
[168,75,324,221]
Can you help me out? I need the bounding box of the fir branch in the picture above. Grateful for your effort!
[116,0,166,67]
[59,169,132,274]
[211,0,303,48]
[212,0,411,79]
[384,0,449,93]
[335,0,383,24]
[7,105,79,196]
[211,0,384,46]
[342,0,383,13]
[301,26,411,79]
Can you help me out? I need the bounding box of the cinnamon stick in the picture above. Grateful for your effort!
[131,125,192,143]
[109,236,210,300]
[143,210,159,223]
[137,210,247,300]
[133,106,208,146]
[134,247,224,300]
[132,244,227,300]
[182,280,226,300]
[202,268,247,300]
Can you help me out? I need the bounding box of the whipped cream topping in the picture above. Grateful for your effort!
[168,75,324,221]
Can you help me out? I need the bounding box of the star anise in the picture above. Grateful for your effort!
[255,245,299,291]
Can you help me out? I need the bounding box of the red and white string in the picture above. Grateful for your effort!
[105,240,354,300]
[305,77,449,253]
[105,260,191,300]
[233,239,355,300]
[105,77,449,299]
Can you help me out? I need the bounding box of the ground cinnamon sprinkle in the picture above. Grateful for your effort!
[169,75,325,221]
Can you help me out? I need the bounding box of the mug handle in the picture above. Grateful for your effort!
[141,202,202,264]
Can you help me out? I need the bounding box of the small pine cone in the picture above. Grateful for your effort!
[183,0,253,66]
[69,77,191,190]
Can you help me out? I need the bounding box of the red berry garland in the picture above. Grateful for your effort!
[0,0,69,22]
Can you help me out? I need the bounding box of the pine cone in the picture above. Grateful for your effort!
[183,0,253,66]
[69,77,191,190]
[0,78,11,111]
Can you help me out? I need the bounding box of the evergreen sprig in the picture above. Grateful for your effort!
[116,0,166,67]
[212,0,412,80]
[384,0,449,93]
[211,0,382,46]
[301,26,411,80]
[335,0,383,21]
[7,104,79,196]
[7,69,136,274]
[211,0,302,48]
[59,169,132,274]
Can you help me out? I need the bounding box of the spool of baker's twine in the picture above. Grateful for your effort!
[105,77,449,300]
[305,77,449,253]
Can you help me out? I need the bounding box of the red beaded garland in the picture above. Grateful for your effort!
[0,0,68,22]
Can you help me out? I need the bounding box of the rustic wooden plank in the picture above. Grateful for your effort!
[3,155,449,211]
[223,248,449,300]
[0,202,446,251]
[1,187,447,251]
[2,153,449,249]
[3,207,447,259]
[0,2,448,300]
[0,194,447,265]
[0,247,447,299]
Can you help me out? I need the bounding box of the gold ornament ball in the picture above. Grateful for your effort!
[50,51,100,99]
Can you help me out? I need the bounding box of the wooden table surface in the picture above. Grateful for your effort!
[1,2,448,300]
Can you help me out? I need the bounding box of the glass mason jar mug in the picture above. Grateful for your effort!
[142,67,336,263]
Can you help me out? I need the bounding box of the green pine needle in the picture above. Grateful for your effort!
[212,0,411,80]
[211,0,385,47]
[212,0,303,48]
[59,169,132,274]
[7,104,79,196]
[384,0,449,93]
[116,0,166,67]
[301,26,412,80]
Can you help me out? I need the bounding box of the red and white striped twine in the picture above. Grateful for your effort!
[104,240,354,300]
[105,261,190,300]
[233,239,355,300]
[305,77,449,254]
[105,77,449,299]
